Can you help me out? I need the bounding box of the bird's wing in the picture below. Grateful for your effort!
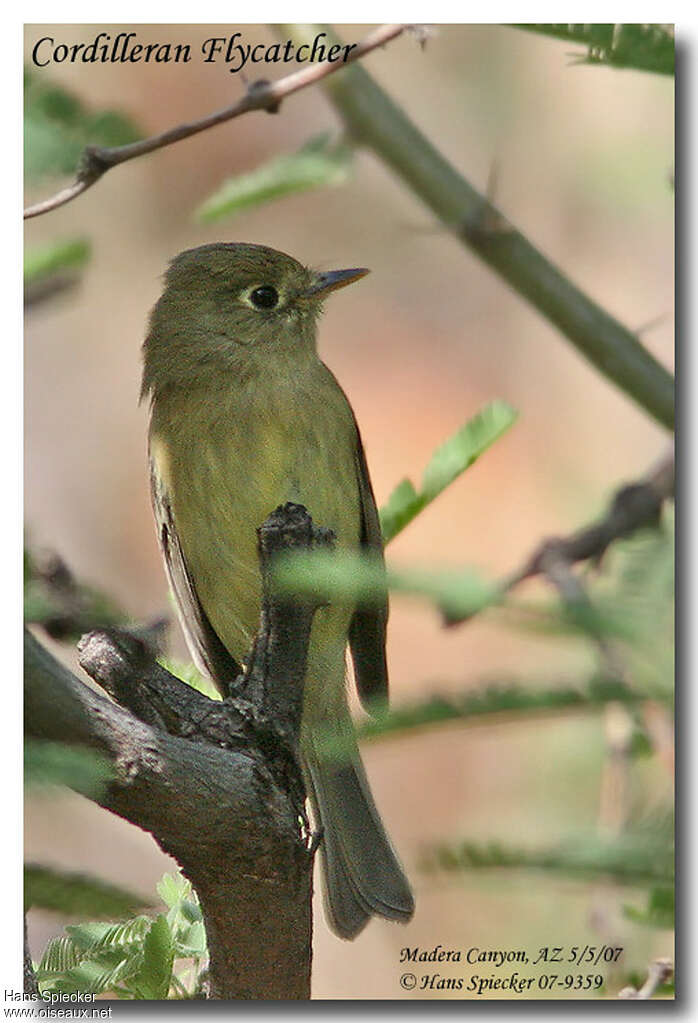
[348,426,389,709]
[149,452,241,694]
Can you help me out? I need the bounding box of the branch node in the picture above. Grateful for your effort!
[77,145,111,184]
[459,199,513,246]
[246,78,281,114]
[609,481,663,536]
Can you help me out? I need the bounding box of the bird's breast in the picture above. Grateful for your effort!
[151,364,361,663]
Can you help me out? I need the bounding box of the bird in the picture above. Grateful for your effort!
[141,242,414,938]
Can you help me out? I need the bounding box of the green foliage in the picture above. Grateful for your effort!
[25,865,151,918]
[36,872,208,999]
[273,549,497,621]
[24,547,125,640]
[623,885,674,930]
[356,675,637,743]
[421,829,673,886]
[24,238,91,286]
[512,24,674,75]
[272,402,516,618]
[24,68,140,183]
[132,915,175,1000]
[195,134,353,222]
[25,739,112,798]
[499,514,674,700]
[380,401,517,543]
[596,517,674,700]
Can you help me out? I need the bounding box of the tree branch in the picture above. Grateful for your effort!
[280,24,675,431]
[24,503,332,1000]
[618,957,673,999]
[501,448,674,595]
[23,24,406,220]
[441,448,673,628]
[24,549,129,642]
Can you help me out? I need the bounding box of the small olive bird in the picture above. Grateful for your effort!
[141,242,414,939]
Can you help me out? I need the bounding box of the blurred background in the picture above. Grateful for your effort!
[24,24,674,999]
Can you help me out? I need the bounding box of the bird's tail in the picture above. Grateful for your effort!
[303,733,414,940]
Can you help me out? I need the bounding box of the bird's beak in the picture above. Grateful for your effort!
[300,267,370,300]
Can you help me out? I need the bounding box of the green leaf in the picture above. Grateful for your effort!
[24,547,125,639]
[511,24,674,75]
[37,926,143,997]
[24,865,151,917]
[421,400,517,500]
[38,935,83,976]
[47,950,139,996]
[356,675,637,742]
[499,518,674,699]
[24,68,140,183]
[176,921,207,958]
[378,479,424,545]
[272,549,496,620]
[132,915,175,1000]
[64,922,115,950]
[35,870,209,999]
[156,872,192,910]
[388,565,497,621]
[24,740,112,798]
[24,238,91,286]
[195,134,353,222]
[421,831,674,885]
[623,885,674,929]
[88,916,153,953]
[380,401,517,542]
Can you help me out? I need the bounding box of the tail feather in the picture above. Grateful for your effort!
[305,742,414,940]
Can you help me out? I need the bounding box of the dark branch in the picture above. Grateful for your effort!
[444,449,674,627]
[502,448,674,594]
[24,549,129,642]
[238,502,335,737]
[25,503,330,999]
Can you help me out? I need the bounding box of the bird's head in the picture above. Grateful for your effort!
[142,242,368,398]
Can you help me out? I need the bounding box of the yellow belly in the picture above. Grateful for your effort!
[151,361,361,720]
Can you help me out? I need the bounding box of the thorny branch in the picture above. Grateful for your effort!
[24,23,406,219]
[281,23,675,431]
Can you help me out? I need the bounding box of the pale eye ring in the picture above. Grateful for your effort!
[249,285,279,310]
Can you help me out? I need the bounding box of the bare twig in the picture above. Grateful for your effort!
[23,24,405,220]
[618,957,673,998]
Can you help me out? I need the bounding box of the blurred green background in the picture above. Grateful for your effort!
[24,24,673,999]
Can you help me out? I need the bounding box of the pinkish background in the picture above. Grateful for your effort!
[25,24,674,999]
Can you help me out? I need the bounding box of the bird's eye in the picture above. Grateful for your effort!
[249,285,279,310]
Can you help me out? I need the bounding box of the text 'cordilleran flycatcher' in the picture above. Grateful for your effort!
[141,243,414,939]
